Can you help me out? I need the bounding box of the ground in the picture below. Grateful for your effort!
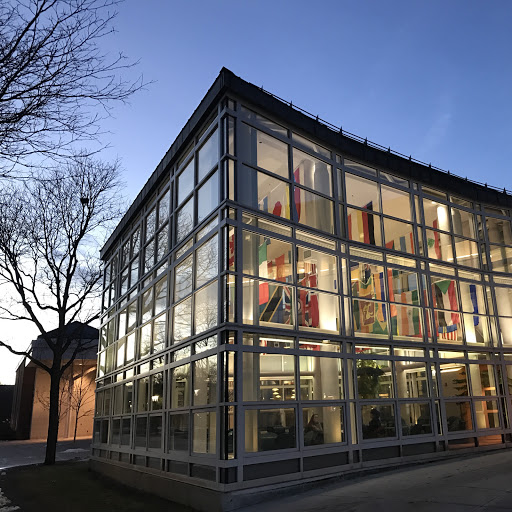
[2,447,512,511]
[242,449,512,512]
[0,462,192,512]
[0,438,92,469]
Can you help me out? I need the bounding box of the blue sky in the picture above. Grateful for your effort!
[98,0,512,200]
[1,0,511,383]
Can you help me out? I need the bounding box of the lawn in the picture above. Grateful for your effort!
[0,461,193,511]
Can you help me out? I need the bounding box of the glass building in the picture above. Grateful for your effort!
[92,68,512,510]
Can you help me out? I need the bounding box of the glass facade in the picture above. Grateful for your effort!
[94,79,512,495]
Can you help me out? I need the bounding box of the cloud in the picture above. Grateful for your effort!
[419,92,453,157]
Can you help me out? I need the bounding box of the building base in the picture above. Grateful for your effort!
[90,443,512,512]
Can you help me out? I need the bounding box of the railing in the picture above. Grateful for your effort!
[259,86,511,196]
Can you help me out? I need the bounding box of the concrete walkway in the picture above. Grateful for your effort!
[241,450,512,512]
[0,438,91,469]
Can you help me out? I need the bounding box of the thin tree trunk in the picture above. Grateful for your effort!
[45,366,61,465]
[73,408,78,443]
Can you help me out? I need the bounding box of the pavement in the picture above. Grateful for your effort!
[0,437,91,470]
[241,449,512,512]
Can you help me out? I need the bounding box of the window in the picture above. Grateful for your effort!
[299,356,343,400]
[238,165,290,220]
[356,360,393,399]
[361,404,396,439]
[245,408,296,452]
[178,159,194,205]
[197,170,219,223]
[193,411,216,454]
[243,353,295,401]
[240,124,288,178]
[193,356,218,405]
[198,129,219,182]
[294,187,334,234]
[292,148,332,196]
[302,406,344,446]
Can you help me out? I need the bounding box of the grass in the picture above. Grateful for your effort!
[0,461,193,512]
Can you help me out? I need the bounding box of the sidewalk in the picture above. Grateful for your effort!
[241,449,512,512]
[0,438,91,469]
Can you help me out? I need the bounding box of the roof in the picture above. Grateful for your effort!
[30,322,98,361]
[100,67,512,259]
[42,321,98,340]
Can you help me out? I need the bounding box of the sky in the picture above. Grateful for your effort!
[1,0,512,383]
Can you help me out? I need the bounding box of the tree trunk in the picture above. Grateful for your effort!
[44,366,61,465]
[73,408,79,443]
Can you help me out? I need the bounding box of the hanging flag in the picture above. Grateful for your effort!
[293,168,301,220]
[469,284,480,326]
[258,240,268,278]
[228,232,235,269]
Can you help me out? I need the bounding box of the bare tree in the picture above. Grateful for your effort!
[69,359,96,442]
[35,376,71,422]
[0,0,144,175]
[0,155,124,463]
[34,357,96,442]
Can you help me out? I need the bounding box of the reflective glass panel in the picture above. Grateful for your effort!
[352,299,389,338]
[245,408,296,452]
[299,356,343,400]
[195,280,218,334]
[173,298,192,343]
[490,245,512,273]
[451,207,476,239]
[293,148,332,196]
[242,278,294,328]
[391,305,423,340]
[345,174,380,211]
[381,185,411,221]
[196,236,218,288]
[177,198,194,244]
[243,352,295,401]
[361,404,396,439]
[440,363,468,396]
[294,187,334,234]
[297,288,339,333]
[400,402,432,436]
[422,200,449,231]
[240,124,288,178]
[302,406,344,446]
[469,364,496,396]
[168,413,189,451]
[198,129,219,182]
[350,261,386,301]
[474,400,500,429]
[193,411,216,454]
[297,246,337,293]
[171,364,190,408]
[347,208,382,246]
[174,255,193,301]
[395,362,428,397]
[384,219,416,254]
[454,238,480,268]
[242,231,293,283]
[238,165,290,220]
[486,217,512,245]
[356,359,393,398]
[445,401,472,431]
[197,170,219,223]
[178,159,194,205]
[193,355,218,405]
[425,229,453,262]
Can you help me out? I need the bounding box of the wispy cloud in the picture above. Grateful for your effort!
[418,91,454,158]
